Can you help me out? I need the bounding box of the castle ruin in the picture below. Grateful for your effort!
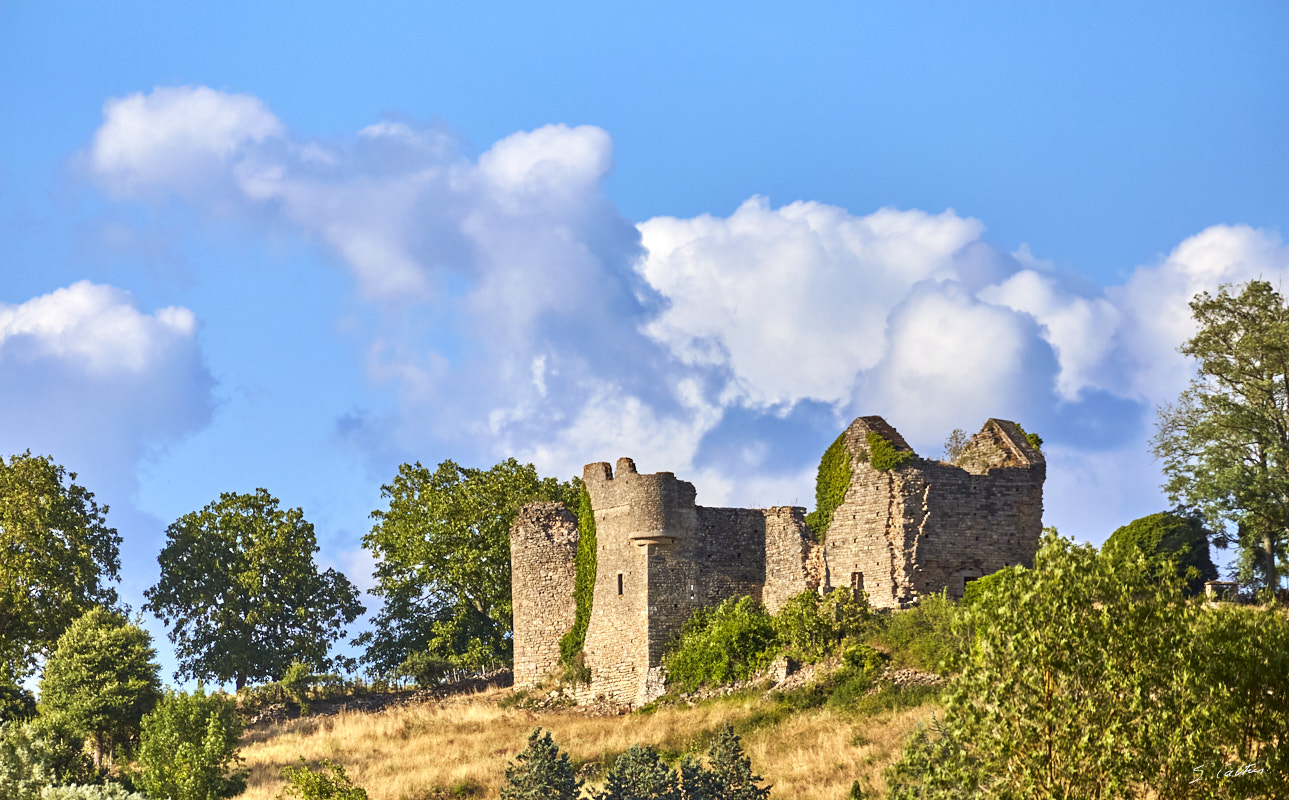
[510,415,1044,706]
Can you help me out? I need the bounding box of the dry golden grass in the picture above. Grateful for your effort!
[238,686,934,800]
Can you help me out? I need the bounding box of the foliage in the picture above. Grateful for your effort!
[662,597,779,692]
[772,589,874,664]
[361,459,577,676]
[1106,511,1219,595]
[684,724,772,800]
[960,566,1021,612]
[1153,279,1289,590]
[132,686,246,800]
[499,728,581,800]
[885,531,1289,799]
[595,744,680,800]
[940,428,968,462]
[38,607,161,766]
[865,432,912,472]
[804,434,852,541]
[145,488,365,690]
[0,716,95,799]
[0,681,35,725]
[558,484,597,675]
[396,651,450,690]
[277,757,368,800]
[37,785,148,800]
[0,453,121,680]
[1013,423,1043,454]
[868,591,965,674]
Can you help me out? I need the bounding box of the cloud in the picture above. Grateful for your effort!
[0,281,215,491]
[91,86,282,198]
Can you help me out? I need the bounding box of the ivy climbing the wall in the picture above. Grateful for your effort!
[558,484,597,679]
[867,431,914,471]
[804,433,853,542]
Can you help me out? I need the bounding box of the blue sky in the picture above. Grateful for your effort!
[2,2,1287,685]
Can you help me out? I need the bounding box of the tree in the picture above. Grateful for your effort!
[885,531,1289,800]
[499,728,581,800]
[596,745,681,800]
[145,489,364,690]
[277,757,368,800]
[0,453,121,680]
[1105,511,1219,595]
[132,687,246,800]
[682,725,771,800]
[37,607,161,768]
[360,459,576,675]
[1153,280,1289,591]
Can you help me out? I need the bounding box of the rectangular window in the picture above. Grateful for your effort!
[618,573,624,596]
[851,572,864,596]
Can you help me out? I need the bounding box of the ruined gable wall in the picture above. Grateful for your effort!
[762,506,821,613]
[510,502,579,688]
[821,417,916,608]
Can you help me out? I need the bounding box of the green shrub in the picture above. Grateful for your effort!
[662,597,779,692]
[866,432,912,472]
[682,724,771,800]
[804,434,853,541]
[132,686,246,800]
[595,744,680,800]
[773,589,875,663]
[397,651,450,690]
[870,592,966,675]
[1104,511,1218,596]
[38,786,147,800]
[499,729,581,800]
[277,757,367,800]
[0,716,95,800]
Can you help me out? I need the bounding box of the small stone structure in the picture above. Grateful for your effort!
[510,415,1045,706]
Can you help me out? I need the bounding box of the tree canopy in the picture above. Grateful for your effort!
[1105,511,1218,595]
[37,607,161,768]
[1153,280,1289,591]
[0,453,121,681]
[144,489,364,690]
[360,459,577,676]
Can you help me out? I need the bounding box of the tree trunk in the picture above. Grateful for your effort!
[236,673,246,692]
[1265,532,1279,590]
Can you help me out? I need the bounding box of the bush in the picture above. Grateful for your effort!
[662,597,779,692]
[684,724,771,800]
[396,651,450,690]
[773,589,874,663]
[0,683,36,725]
[869,592,965,674]
[499,729,580,800]
[595,744,680,800]
[132,687,246,800]
[1105,511,1218,595]
[277,757,367,800]
[0,716,95,800]
[38,786,147,800]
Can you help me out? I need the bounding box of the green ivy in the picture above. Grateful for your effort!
[558,485,597,673]
[804,433,853,541]
[867,431,913,471]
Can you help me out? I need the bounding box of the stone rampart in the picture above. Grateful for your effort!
[509,502,579,688]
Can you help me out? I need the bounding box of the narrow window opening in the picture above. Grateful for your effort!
[851,571,864,597]
[617,573,624,596]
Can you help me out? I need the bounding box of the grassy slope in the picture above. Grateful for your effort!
[239,685,935,800]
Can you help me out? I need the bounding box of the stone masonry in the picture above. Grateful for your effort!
[509,415,1045,706]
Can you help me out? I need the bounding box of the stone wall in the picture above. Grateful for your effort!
[510,502,579,688]
[509,413,1045,706]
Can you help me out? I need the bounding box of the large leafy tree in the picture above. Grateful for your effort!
[360,459,576,675]
[885,532,1289,799]
[144,489,365,690]
[1153,280,1289,591]
[0,453,121,681]
[37,607,162,768]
